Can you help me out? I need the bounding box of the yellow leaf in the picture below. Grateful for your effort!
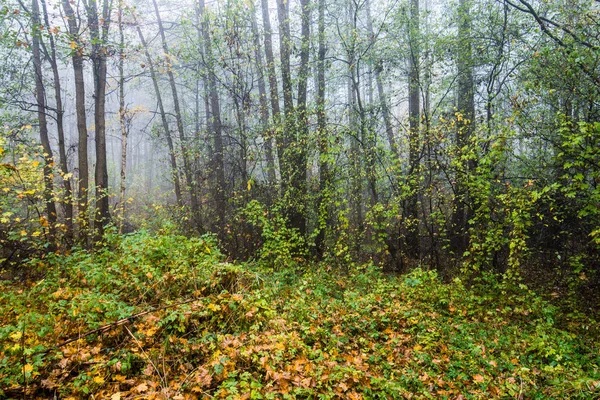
[9,331,22,341]
[24,364,33,374]
[20,230,27,236]
[93,376,105,384]
[70,41,77,50]
[32,161,40,167]
[473,374,484,383]
[207,303,221,312]
[413,344,422,351]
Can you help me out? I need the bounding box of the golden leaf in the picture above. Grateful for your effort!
[10,331,22,341]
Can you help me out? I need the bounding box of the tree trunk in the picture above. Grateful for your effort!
[31,0,57,246]
[292,0,311,236]
[261,0,281,125]
[84,0,111,237]
[276,0,294,148]
[251,9,276,187]
[315,0,329,258]
[152,0,201,227]
[451,0,475,257]
[61,0,89,242]
[117,4,128,234]
[276,0,308,236]
[40,0,73,241]
[198,0,226,234]
[133,12,183,207]
[406,0,420,258]
[347,1,362,251]
[366,0,400,165]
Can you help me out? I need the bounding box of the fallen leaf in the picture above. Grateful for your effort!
[135,383,149,393]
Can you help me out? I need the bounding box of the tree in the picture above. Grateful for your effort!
[132,10,183,207]
[152,0,201,228]
[83,0,111,236]
[31,0,57,245]
[61,0,89,241]
[315,0,330,258]
[250,6,277,187]
[198,0,226,235]
[276,0,309,236]
[117,1,128,234]
[406,0,421,257]
[450,0,475,257]
[40,0,73,240]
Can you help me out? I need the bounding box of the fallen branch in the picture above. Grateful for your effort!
[36,297,198,354]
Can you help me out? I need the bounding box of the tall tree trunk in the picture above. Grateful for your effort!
[117,4,127,234]
[348,19,377,209]
[152,0,201,227]
[31,0,57,245]
[133,11,183,207]
[315,0,329,258]
[276,0,294,148]
[347,0,362,251]
[261,0,281,125]
[292,0,311,236]
[251,8,276,187]
[276,0,308,236]
[451,0,475,257]
[61,0,89,242]
[406,0,420,257]
[84,0,111,237]
[40,0,73,241]
[366,0,399,165]
[199,0,226,234]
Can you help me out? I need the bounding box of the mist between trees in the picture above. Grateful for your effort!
[1,0,599,298]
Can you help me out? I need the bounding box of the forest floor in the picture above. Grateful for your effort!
[1,231,599,399]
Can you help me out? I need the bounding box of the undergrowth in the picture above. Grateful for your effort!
[0,231,599,399]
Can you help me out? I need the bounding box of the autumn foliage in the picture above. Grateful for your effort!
[1,232,598,398]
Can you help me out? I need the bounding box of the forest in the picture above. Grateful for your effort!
[0,0,599,397]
